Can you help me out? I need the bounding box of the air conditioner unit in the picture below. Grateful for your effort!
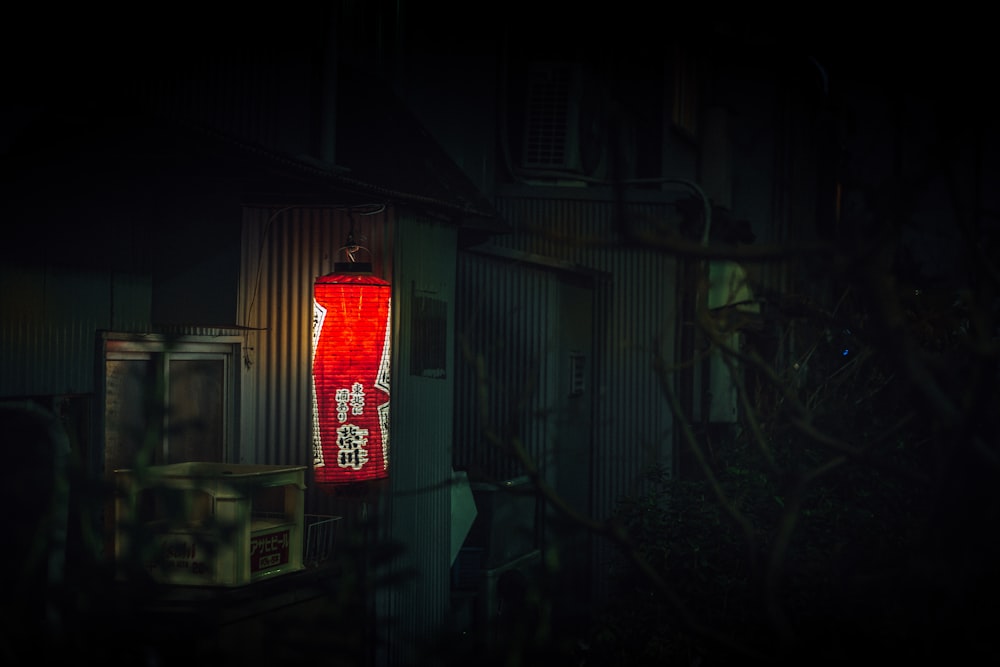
[519,62,608,178]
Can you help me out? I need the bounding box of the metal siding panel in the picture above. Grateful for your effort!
[239,204,393,533]
[0,263,128,397]
[241,205,443,666]
[473,195,680,602]
[240,205,392,460]
[380,216,455,665]
[455,255,556,481]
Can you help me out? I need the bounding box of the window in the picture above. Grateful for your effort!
[101,333,241,478]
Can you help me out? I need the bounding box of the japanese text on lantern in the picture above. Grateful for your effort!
[337,423,370,470]
[336,383,365,422]
[335,382,371,469]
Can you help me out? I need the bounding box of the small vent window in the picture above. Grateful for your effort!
[569,351,586,397]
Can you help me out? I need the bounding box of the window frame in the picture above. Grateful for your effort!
[99,332,242,476]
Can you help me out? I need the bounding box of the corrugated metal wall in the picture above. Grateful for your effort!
[456,192,684,600]
[377,216,458,666]
[240,203,393,665]
[454,256,556,481]
[0,263,152,398]
[238,204,393,507]
[240,204,465,665]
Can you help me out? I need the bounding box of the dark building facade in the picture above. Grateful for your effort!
[2,6,996,665]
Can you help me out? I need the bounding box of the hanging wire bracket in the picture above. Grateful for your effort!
[334,215,373,273]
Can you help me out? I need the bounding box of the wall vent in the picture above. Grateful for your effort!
[569,351,586,397]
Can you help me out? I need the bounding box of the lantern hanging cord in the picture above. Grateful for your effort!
[339,209,370,264]
[339,240,371,263]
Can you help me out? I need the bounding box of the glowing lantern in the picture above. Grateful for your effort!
[311,272,391,484]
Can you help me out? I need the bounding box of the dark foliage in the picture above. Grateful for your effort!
[589,279,1000,665]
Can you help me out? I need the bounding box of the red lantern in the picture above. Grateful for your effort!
[311,273,391,484]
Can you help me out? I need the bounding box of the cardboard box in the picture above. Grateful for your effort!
[115,463,306,586]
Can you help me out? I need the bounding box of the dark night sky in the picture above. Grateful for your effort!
[3,5,989,116]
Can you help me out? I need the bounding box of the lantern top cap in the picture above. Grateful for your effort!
[316,272,390,285]
[334,261,373,273]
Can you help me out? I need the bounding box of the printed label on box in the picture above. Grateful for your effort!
[151,535,213,579]
[251,528,291,573]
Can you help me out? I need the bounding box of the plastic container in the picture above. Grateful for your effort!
[468,476,538,568]
[114,463,306,586]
